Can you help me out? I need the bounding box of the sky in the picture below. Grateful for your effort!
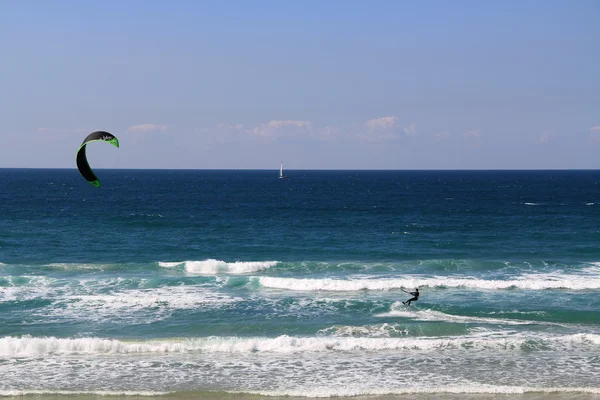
[1,0,599,169]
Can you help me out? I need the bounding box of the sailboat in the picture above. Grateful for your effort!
[279,162,288,179]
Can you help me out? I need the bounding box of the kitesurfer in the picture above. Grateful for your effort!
[402,288,419,306]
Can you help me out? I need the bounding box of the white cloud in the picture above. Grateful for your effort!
[365,116,397,132]
[590,126,600,142]
[252,120,313,138]
[127,124,169,133]
[403,122,418,136]
[217,124,244,130]
[360,116,398,141]
[126,124,170,145]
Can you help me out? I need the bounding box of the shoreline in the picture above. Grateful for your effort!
[1,389,599,400]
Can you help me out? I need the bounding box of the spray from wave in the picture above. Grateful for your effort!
[159,259,277,274]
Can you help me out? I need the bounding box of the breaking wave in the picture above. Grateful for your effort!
[257,274,600,291]
[159,259,278,274]
[1,333,598,356]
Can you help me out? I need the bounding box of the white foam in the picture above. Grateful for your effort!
[258,274,600,291]
[160,259,278,274]
[45,263,113,271]
[70,286,236,309]
[0,390,168,396]
[580,264,600,275]
[318,323,408,337]
[486,310,547,316]
[377,307,567,327]
[2,333,598,357]
[249,385,600,397]
[561,333,600,345]
[0,275,57,287]
[157,261,183,268]
[47,286,240,322]
[0,276,58,302]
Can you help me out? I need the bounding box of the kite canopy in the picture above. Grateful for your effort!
[76,131,119,188]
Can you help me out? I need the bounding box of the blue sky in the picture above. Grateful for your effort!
[1,0,598,169]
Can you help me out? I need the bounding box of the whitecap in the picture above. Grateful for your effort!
[182,259,278,274]
[2,333,598,356]
[257,274,600,291]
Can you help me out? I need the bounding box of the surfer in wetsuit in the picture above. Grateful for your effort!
[402,288,419,306]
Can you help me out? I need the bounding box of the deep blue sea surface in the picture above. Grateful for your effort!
[1,169,599,397]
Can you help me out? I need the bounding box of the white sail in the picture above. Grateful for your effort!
[279,162,287,179]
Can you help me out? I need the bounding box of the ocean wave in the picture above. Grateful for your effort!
[317,321,472,338]
[249,385,600,397]
[1,386,599,399]
[377,306,567,327]
[159,259,278,274]
[44,263,118,271]
[0,276,59,302]
[0,390,168,397]
[0,275,57,288]
[44,286,241,323]
[1,333,598,356]
[157,261,184,268]
[257,274,600,291]
[318,323,409,337]
[68,286,237,308]
[5,259,599,277]
[4,386,598,398]
[1,276,240,322]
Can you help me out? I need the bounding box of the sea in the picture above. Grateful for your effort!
[1,169,599,400]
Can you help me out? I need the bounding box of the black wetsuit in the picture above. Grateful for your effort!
[403,290,419,306]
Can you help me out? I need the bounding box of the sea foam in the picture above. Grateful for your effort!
[258,274,600,291]
[46,286,241,324]
[159,259,277,274]
[249,385,600,397]
[2,333,598,356]
[377,306,567,327]
[0,390,168,397]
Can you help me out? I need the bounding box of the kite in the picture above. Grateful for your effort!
[76,131,119,188]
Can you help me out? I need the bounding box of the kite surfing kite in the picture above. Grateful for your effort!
[76,131,119,188]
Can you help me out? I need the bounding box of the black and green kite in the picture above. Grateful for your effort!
[76,131,119,188]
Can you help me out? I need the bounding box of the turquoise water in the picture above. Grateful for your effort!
[1,169,599,397]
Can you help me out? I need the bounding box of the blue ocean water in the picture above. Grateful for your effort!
[1,169,599,397]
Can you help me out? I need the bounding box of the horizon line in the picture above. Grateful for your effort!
[1,167,599,172]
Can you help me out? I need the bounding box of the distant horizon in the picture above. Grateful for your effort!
[2,167,599,172]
